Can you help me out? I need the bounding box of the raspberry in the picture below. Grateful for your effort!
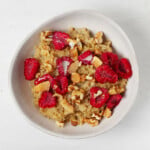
[24,58,40,80]
[101,52,118,69]
[95,65,118,83]
[56,56,73,76]
[90,87,109,108]
[78,50,93,65]
[52,31,70,50]
[34,74,53,85]
[107,94,122,109]
[115,58,132,79]
[39,91,57,108]
[51,76,68,95]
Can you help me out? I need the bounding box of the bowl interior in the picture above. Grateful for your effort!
[10,10,139,138]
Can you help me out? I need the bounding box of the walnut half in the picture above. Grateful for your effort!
[103,107,112,118]
[84,118,99,127]
[56,121,64,128]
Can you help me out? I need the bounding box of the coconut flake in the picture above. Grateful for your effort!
[62,61,70,75]
[69,41,76,49]
[83,54,93,61]
[94,90,102,98]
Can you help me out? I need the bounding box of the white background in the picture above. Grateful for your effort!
[0,0,150,149]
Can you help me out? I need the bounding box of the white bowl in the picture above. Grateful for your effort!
[9,10,139,138]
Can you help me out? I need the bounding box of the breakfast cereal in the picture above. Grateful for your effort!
[24,27,132,127]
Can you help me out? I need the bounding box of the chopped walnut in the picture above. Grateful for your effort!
[109,85,125,95]
[102,41,113,52]
[70,112,84,126]
[92,113,102,121]
[80,74,86,82]
[94,49,102,55]
[84,118,99,127]
[35,72,41,78]
[105,40,112,47]
[94,32,103,44]
[68,85,79,92]
[71,119,78,126]
[41,63,53,73]
[40,31,52,42]
[40,50,50,56]
[77,65,95,75]
[70,115,78,126]
[71,89,84,102]
[103,107,112,118]
[99,109,105,116]
[53,93,63,101]
[47,51,55,67]
[77,104,87,112]
[69,27,90,45]
[60,99,74,114]
[56,121,64,128]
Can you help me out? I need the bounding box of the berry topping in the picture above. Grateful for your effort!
[90,87,109,108]
[78,50,93,65]
[115,58,132,79]
[34,74,53,85]
[24,58,40,80]
[52,31,70,50]
[101,52,118,69]
[107,94,122,109]
[95,65,118,83]
[39,91,57,108]
[56,56,73,76]
[51,76,68,95]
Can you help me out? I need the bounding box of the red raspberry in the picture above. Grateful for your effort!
[34,74,53,85]
[115,58,132,79]
[78,50,93,65]
[90,87,109,108]
[56,56,73,76]
[95,65,118,83]
[24,58,40,80]
[51,76,68,95]
[39,91,57,108]
[52,31,70,50]
[101,52,119,69]
[107,94,122,109]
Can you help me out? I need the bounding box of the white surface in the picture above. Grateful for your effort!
[10,10,139,138]
[0,0,150,149]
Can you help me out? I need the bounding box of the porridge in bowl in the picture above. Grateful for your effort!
[24,27,132,128]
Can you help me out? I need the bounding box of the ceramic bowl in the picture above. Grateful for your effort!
[9,10,139,138]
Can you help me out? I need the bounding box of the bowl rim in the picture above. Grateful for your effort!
[9,9,139,139]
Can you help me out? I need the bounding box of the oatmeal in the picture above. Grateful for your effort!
[24,27,132,127]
